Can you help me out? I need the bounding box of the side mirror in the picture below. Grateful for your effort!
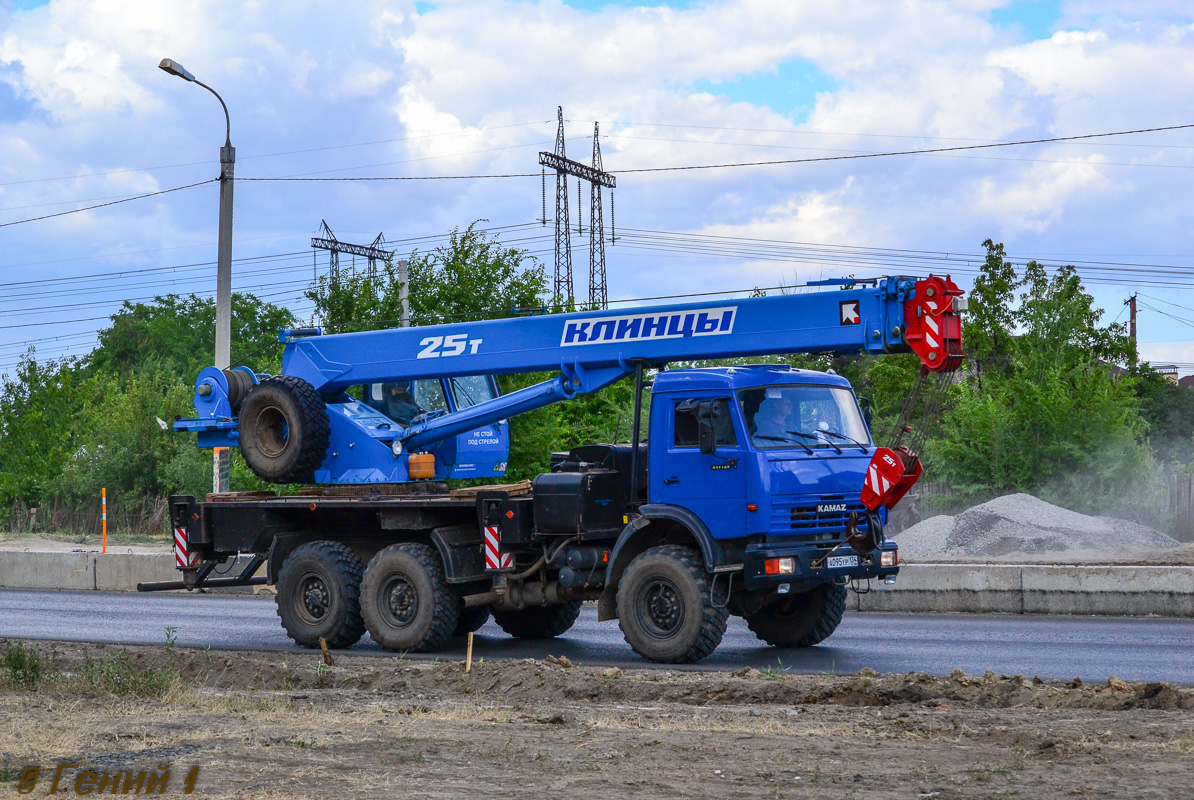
[697,401,716,455]
[859,396,874,428]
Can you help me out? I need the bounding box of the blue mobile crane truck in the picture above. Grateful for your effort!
[148,275,965,663]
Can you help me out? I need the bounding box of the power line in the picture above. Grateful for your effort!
[235,122,1194,181]
[0,120,553,189]
[601,120,1194,149]
[609,123,1194,174]
[0,179,217,230]
[241,172,539,182]
[609,133,1194,170]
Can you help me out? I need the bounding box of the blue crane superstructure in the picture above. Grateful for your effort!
[164,274,965,664]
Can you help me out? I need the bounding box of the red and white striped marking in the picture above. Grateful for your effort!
[866,463,892,497]
[923,300,941,348]
[484,525,513,570]
[174,527,198,568]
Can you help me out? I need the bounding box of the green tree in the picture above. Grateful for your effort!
[933,244,1147,512]
[0,353,95,518]
[965,239,1020,386]
[91,293,296,378]
[306,222,546,332]
[1133,365,1194,467]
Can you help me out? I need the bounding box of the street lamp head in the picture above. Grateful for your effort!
[158,58,196,82]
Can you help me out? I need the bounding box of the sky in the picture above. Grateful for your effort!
[0,0,1193,375]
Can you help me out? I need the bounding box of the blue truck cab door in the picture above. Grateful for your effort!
[652,395,749,539]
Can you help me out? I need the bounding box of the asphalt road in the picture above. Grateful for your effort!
[2,588,1192,683]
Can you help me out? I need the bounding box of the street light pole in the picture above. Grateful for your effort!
[159,58,235,493]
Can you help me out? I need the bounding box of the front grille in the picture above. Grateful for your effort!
[771,495,869,540]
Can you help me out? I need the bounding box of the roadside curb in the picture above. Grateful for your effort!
[855,563,1194,617]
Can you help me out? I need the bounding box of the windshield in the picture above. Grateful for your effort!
[738,384,871,450]
[449,375,497,410]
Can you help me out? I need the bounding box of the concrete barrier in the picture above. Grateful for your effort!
[94,553,179,591]
[0,552,260,593]
[0,550,95,591]
[855,563,1194,617]
[1,552,1192,617]
[856,564,1023,614]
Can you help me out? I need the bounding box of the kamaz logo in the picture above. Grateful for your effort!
[561,306,737,346]
[817,503,848,513]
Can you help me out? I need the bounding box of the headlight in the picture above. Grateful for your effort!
[765,557,796,575]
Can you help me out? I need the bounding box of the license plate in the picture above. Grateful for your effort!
[826,555,859,569]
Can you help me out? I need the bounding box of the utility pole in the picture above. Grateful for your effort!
[397,259,410,327]
[547,107,572,305]
[159,58,235,493]
[312,221,392,282]
[1126,293,1138,367]
[588,122,608,310]
[539,107,615,310]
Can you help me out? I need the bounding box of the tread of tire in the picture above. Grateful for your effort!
[492,601,582,639]
[369,542,459,652]
[619,544,728,664]
[276,540,365,649]
[243,375,330,484]
[745,582,847,648]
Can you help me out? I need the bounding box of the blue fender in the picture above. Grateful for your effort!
[596,503,731,621]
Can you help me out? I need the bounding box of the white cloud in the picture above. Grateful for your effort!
[0,0,1191,369]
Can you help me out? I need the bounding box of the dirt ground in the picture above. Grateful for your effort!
[1,641,1192,799]
[0,534,170,554]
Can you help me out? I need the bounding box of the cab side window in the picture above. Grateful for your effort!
[673,398,738,448]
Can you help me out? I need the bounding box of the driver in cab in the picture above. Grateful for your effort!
[753,389,794,441]
[382,382,423,426]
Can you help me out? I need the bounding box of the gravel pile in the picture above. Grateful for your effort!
[894,493,1180,559]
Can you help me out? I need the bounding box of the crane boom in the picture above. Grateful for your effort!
[178,274,963,484]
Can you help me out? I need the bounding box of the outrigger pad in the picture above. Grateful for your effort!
[860,446,923,511]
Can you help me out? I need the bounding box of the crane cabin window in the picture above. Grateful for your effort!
[365,379,448,426]
[448,375,497,410]
[673,398,738,448]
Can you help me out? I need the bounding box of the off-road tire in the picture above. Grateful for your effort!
[275,541,366,649]
[617,545,728,664]
[454,605,491,636]
[492,601,582,639]
[744,582,847,647]
[238,375,330,484]
[361,543,460,652]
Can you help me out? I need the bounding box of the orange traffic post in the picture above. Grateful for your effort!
[101,487,107,554]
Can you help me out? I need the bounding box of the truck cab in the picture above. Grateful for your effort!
[646,364,896,597]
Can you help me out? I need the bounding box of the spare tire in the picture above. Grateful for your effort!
[238,375,330,483]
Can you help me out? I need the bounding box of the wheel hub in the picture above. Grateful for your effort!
[254,404,290,457]
[298,575,330,623]
[382,575,418,627]
[640,578,683,637]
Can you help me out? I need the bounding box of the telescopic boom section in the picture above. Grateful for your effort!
[275,275,963,451]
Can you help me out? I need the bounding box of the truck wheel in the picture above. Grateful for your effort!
[492,601,582,639]
[617,545,728,664]
[454,606,491,636]
[275,541,366,649]
[361,543,460,652]
[238,375,330,484]
[744,582,847,647]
